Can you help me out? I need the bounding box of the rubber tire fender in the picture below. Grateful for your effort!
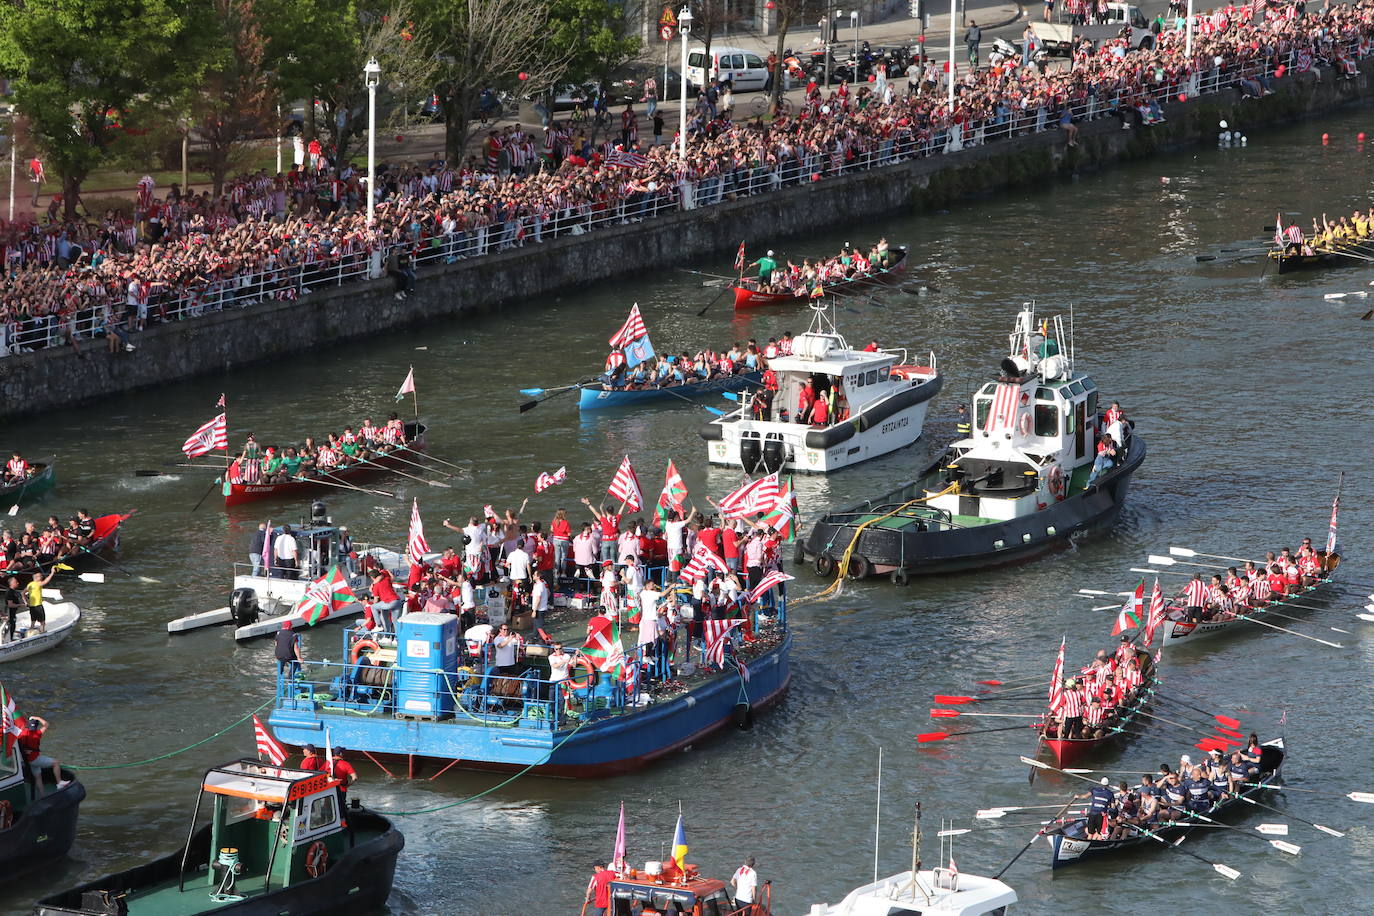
[845,554,872,580]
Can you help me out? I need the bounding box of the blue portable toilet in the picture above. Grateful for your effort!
[395,612,459,718]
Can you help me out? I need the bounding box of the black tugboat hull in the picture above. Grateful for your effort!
[0,776,85,880]
[800,438,1146,579]
[34,810,403,916]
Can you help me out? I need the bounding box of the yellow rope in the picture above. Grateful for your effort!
[793,481,960,606]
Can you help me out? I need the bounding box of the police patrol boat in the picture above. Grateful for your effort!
[33,759,403,916]
[0,738,85,879]
[166,502,410,641]
[700,302,942,474]
[799,306,1145,582]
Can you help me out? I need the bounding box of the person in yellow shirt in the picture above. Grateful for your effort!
[25,568,56,634]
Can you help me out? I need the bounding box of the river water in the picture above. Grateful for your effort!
[3,108,1373,915]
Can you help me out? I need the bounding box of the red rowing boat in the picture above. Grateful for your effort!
[1041,649,1157,768]
[223,423,429,507]
[731,246,908,310]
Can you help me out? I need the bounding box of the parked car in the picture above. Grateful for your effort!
[685,46,770,92]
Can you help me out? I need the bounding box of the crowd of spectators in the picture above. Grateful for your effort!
[2,0,1371,358]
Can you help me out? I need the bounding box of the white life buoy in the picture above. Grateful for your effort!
[1018,412,1032,436]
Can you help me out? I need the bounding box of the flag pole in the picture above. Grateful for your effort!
[410,365,419,421]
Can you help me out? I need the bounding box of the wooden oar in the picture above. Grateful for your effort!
[1129,823,1243,880]
[929,709,1042,719]
[992,791,1080,879]
[190,476,221,513]
[1170,808,1302,855]
[343,455,451,489]
[675,266,739,283]
[1234,787,1346,837]
[372,450,456,479]
[296,472,398,501]
[915,723,1035,743]
[400,448,471,473]
[1241,783,1374,805]
[1148,694,1242,730]
[519,381,591,413]
[696,282,735,317]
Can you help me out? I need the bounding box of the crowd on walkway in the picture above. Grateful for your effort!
[3,0,1371,358]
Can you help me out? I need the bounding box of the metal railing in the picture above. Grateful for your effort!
[2,39,1358,359]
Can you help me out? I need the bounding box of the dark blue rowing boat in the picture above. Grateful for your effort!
[577,372,761,411]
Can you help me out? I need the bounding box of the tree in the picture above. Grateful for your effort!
[417,0,570,164]
[0,0,191,218]
[194,0,275,194]
[768,0,807,115]
[549,0,641,85]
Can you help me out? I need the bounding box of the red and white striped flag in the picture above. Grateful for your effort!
[717,472,781,518]
[182,413,227,457]
[747,570,794,604]
[535,466,568,493]
[734,241,746,272]
[983,382,1022,432]
[407,498,429,565]
[216,393,226,408]
[704,618,746,666]
[1047,637,1066,712]
[253,714,287,766]
[607,455,643,511]
[608,304,649,348]
[606,149,649,168]
[679,541,730,584]
[1142,578,1165,647]
[483,504,498,520]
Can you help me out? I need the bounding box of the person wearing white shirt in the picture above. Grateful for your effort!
[572,523,599,579]
[460,577,477,613]
[664,508,697,567]
[506,540,532,584]
[637,583,662,646]
[492,623,519,673]
[547,642,572,684]
[273,527,300,579]
[731,858,758,906]
[531,575,549,626]
[616,528,639,567]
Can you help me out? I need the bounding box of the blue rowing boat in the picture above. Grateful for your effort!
[268,601,790,777]
[577,372,762,411]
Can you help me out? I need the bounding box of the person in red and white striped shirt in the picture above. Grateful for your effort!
[1209,585,1236,620]
[1180,574,1210,622]
[1055,679,1085,739]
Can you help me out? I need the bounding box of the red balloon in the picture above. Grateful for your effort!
[867,74,876,82]
[1177,93,1187,102]
[395,134,404,142]
[1275,65,1286,77]
[518,72,529,81]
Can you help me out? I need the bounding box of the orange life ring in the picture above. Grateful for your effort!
[350,638,380,665]
[1018,412,1032,436]
[0,799,12,830]
[566,657,598,691]
[305,839,329,878]
[1048,465,1066,500]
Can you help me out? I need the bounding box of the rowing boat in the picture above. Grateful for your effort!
[1158,554,1339,647]
[0,462,56,508]
[0,600,81,663]
[1269,248,1368,274]
[732,246,908,309]
[1045,737,1286,868]
[222,422,428,507]
[578,371,761,410]
[4,513,128,578]
[1041,649,1157,768]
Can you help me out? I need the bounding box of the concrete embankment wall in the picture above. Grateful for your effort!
[2,61,1370,423]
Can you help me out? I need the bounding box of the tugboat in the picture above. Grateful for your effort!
[700,302,942,474]
[0,737,85,878]
[34,759,403,915]
[166,502,411,640]
[270,595,790,777]
[800,306,1145,582]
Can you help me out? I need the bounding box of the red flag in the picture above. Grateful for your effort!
[703,618,746,666]
[608,304,649,348]
[655,460,687,525]
[253,714,287,766]
[1047,638,1066,711]
[407,498,430,565]
[535,466,568,493]
[734,241,746,273]
[1142,578,1166,646]
[679,542,729,584]
[717,472,781,518]
[746,569,794,604]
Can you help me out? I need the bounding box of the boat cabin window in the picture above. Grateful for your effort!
[699,889,735,916]
[1034,402,1058,437]
[0,747,18,779]
[1067,381,1086,397]
[866,370,877,385]
[1065,407,1077,436]
[222,794,265,825]
[974,396,991,431]
[1035,387,1054,401]
[877,366,889,381]
[1086,390,1099,420]
[306,793,338,831]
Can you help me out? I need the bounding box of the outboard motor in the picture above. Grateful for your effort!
[740,436,763,474]
[760,434,789,474]
[229,587,259,626]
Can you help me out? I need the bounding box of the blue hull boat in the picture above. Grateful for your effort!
[269,618,790,778]
[578,372,761,411]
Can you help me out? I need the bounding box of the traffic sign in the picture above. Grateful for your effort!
[660,24,676,40]
[660,6,677,26]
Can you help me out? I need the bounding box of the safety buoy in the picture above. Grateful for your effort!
[1018,412,1032,436]
[349,639,380,665]
[566,657,598,691]
[1048,465,1066,500]
[0,799,12,830]
[305,840,329,878]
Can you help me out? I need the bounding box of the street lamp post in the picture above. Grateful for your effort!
[4,106,14,222]
[364,57,380,227]
[851,10,859,70]
[1185,0,1194,57]
[678,7,693,161]
[947,0,956,107]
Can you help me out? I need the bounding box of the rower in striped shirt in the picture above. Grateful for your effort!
[1055,678,1086,739]
[1208,584,1236,620]
[1178,573,1210,622]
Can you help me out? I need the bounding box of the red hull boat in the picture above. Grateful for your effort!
[731,247,909,310]
[1040,649,1157,768]
[223,423,429,507]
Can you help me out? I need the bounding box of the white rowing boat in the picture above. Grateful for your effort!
[1158,567,1338,648]
[0,600,81,663]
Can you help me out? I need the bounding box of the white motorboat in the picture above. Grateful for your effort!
[167,505,411,640]
[700,302,942,474]
[0,599,81,663]
[808,869,1018,916]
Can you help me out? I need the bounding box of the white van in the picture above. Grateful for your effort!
[685,46,769,92]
